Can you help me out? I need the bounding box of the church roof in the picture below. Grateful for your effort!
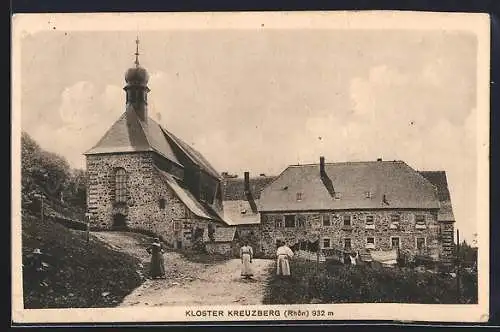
[161,128,221,179]
[156,168,222,221]
[85,108,221,180]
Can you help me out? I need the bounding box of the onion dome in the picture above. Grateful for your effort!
[125,66,149,86]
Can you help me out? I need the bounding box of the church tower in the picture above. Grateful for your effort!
[85,38,226,249]
[124,37,150,121]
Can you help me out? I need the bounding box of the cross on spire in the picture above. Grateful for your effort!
[134,36,140,67]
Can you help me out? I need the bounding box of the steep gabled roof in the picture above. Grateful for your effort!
[85,109,222,182]
[222,200,261,226]
[259,161,440,211]
[212,227,237,242]
[161,127,222,180]
[418,171,451,201]
[84,107,181,167]
[419,171,455,222]
[156,168,213,219]
[222,176,276,201]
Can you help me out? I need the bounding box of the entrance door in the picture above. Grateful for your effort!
[112,213,127,230]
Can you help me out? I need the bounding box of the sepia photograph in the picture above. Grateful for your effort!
[11,11,490,323]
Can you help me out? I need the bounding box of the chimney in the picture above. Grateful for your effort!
[377,158,383,162]
[244,171,250,192]
[319,156,336,197]
[243,171,258,214]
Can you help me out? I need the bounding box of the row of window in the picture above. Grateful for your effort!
[273,214,427,228]
[322,236,426,250]
[296,191,374,201]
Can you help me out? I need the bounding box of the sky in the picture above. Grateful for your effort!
[20,28,480,243]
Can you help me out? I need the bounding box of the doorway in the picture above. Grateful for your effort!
[112,213,127,230]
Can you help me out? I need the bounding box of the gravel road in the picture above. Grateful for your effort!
[92,231,274,307]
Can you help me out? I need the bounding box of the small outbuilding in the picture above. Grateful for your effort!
[205,227,240,257]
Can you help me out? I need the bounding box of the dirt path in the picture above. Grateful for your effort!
[92,231,274,307]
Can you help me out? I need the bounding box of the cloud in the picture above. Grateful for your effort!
[30,81,123,169]
[340,64,477,242]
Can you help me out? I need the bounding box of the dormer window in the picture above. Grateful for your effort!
[240,209,247,215]
[334,192,342,200]
[296,192,302,201]
[365,191,372,199]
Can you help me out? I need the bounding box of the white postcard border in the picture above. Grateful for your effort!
[11,11,491,324]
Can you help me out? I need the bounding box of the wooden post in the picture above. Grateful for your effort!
[41,196,44,223]
[456,229,461,303]
[316,234,320,274]
[85,213,91,245]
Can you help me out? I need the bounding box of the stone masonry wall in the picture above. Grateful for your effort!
[440,221,455,264]
[86,152,211,249]
[260,210,447,261]
[235,224,262,256]
[206,242,233,256]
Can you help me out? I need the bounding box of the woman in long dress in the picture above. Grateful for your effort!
[146,237,166,279]
[240,241,254,279]
[276,240,294,277]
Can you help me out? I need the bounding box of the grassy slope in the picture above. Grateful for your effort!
[22,212,146,308]
[263,259,478,305]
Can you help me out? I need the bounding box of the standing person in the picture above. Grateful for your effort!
[146,237,166,279]
[276,240,294,278]
[240,241,254,279]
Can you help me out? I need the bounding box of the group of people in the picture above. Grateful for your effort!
[239,239,294,279]
[146,237,296,281]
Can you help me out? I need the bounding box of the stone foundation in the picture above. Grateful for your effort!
[260,210,453,262]
[86,152,215,249]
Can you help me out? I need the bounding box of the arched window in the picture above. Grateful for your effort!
[115,168,127,203]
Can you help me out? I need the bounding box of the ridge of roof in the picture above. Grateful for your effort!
[222,175,277,201]
[287,160,406,167]
[159,126,222,180]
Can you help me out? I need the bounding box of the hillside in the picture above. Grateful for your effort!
[20,132,147,308]
[22,213,147,308]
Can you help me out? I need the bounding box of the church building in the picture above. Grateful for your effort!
[84,40,227,249]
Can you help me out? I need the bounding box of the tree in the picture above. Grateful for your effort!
[21,131,85,212]
[458,240,478,268]
[63,169,87,210]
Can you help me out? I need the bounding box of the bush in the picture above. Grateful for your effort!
[263,259,478,305]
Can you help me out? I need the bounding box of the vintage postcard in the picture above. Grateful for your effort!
[11,11,490,324]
